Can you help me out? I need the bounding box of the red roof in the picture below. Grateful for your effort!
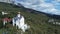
[2,18,11,22]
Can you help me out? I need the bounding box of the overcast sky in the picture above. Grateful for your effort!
[14,0,60,15]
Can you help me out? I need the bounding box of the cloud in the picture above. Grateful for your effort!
[14,0,60,15]
[55,0,60,2]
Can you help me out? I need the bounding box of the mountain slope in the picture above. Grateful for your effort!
[0,2,60,34]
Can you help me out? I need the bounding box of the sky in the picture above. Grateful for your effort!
[14,0,60,15]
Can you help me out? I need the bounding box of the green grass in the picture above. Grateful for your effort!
[0,2,60,34]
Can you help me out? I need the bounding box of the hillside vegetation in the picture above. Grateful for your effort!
[0,2,60,34]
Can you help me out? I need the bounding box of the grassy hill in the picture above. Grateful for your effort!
[0,2,60,34]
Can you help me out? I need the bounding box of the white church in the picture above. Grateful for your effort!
[0,0,30,32]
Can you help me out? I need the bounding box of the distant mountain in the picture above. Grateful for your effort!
[13,3,60,19]
[13,0,60,15]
